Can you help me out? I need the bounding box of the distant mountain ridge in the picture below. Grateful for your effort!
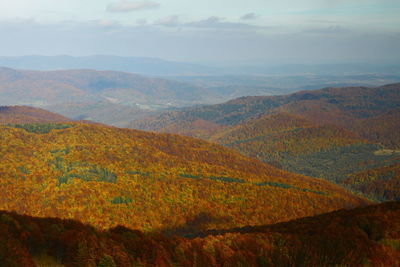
[1,55,400,76]
[0,55,218,75]
[0,67,215,108]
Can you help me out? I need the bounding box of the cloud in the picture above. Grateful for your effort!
[156,15,179,26]
[184,16,266,30]
[241,13,258,20]
[107,1,159,12]
[153,16,266,30]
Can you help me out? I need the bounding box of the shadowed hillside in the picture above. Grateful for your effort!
[0,201,398,266]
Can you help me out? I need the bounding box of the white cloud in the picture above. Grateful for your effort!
[153,16,266,30]
[107,1,159,12]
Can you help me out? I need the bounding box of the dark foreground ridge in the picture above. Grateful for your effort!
[1,201,399,266]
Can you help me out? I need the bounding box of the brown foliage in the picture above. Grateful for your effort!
[0,202,398,266]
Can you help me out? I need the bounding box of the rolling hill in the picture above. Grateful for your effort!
[0,116,369,233]
[131,83,400,132]
[130,83,400,201]
[0,67,214,107]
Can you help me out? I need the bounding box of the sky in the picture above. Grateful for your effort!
[0,0,399,64]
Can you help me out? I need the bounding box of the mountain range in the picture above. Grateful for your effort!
[0,55,217,76]
[1,65,400,128]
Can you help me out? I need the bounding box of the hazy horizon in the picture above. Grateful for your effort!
[0,0,399,64]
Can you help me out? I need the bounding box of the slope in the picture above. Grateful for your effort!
[0,120,368,233]
[350,108,400,149]
[344,162,400,201]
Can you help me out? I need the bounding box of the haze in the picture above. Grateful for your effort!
[0,0,399,64]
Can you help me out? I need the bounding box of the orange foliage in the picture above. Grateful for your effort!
[0,122,368,232]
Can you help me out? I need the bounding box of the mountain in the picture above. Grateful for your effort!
[0,115,369,233]
[0,67,216,108]
[0,201,398,266]
[1,66,399,127]
[170,73,400,94]
[130,83,400,201]
[0,55,217,75]
[0,106,71,124]
[131,83,400,131]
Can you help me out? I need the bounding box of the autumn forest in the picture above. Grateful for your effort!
[0,79,398,266]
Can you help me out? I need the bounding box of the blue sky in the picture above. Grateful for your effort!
[0,0,399,63]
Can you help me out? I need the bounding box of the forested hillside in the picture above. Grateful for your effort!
[131,83,400,132]
[0,121,368,233]
[130,84,400,201]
